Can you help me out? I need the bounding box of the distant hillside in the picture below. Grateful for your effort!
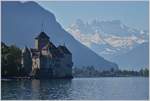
[1,1,118,71]
[110,42,149,70]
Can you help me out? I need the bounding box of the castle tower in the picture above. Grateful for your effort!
[35,32,50,50]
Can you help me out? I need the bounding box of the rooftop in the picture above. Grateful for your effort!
[58,45,71,55]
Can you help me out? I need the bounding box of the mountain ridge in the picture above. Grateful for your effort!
[2,1,118,71]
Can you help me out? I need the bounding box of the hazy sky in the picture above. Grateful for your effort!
[37,1,149,30]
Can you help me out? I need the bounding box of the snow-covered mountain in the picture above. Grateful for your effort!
[67,19,149,70]
[1,1,118,71]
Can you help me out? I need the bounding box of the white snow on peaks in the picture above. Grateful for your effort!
[66,19,148,56]
[67,27,105,48]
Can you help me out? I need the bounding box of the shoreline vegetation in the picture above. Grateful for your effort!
[1,42,149,80]
[73,66,149,77]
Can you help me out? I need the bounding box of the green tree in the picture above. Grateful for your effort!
[143,68,149,77]
[1,43,22,77]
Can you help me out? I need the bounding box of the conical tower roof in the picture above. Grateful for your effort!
[35,32,49,39]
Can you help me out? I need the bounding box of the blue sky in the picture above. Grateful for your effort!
[37,1,149,30]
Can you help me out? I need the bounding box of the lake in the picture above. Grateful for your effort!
[1,77,149,100]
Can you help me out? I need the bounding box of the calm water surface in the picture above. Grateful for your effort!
[1,77,149,100]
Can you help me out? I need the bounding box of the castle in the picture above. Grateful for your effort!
[21,32,73,78]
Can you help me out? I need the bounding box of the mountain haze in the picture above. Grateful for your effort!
[2,1,118,71]
[67,19,149,70]
[110,42,149,70]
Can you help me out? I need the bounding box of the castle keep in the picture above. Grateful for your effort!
[21,32,73,78]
